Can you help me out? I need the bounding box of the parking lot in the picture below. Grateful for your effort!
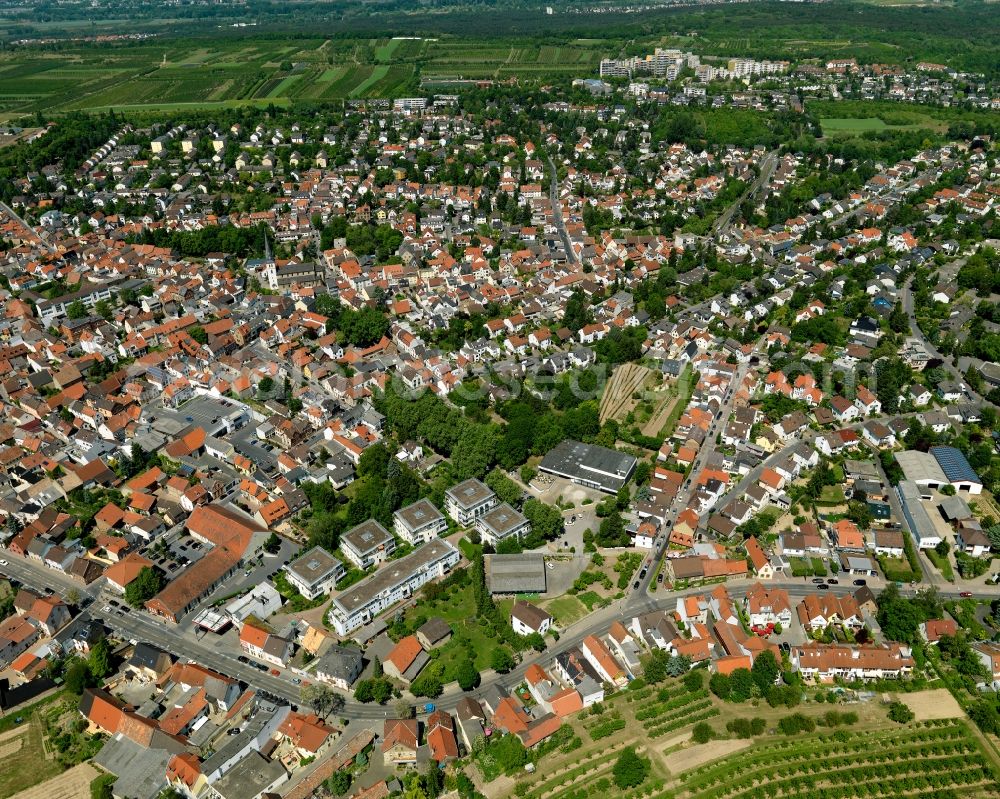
[526,474,603,551]
[231,426,279,475]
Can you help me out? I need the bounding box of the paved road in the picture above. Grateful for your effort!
[3,550,994,720]
[546,153,578,266]
[711,150,778,240]
[866,440,933,586]
[632,348,757,597]
[901,275,990,408]
[0,201,55,253]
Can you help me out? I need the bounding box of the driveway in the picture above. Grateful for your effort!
[526,474,604,551]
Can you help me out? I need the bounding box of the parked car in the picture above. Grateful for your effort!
[817,583,829,590]
[633,581,640,590]
[853,579,867,586]
[270,668,280,676]
[960,591,974,598]
[827,578,839,585]
[811,578,825,584]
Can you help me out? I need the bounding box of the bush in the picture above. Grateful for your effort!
[683,670,704,693]
[726,717,766,738]
[821,710,858,727]
[90,774,116,799]
[777,713,816,735]
[887,701,915,724]
[691,721,715,743]
[709,672,731,700]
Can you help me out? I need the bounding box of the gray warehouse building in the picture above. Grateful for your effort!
[539,440,637,494]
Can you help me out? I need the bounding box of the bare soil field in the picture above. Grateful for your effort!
[897,688,964,720]
[662,737,753,775]
[11,764,99,799]
[600,363,653,424]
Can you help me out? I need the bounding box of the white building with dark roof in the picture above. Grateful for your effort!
[445,478,497,526]
[394,498,448,545]
[284,546,345,600]
[476,503,531,548]
[328,540,460,636]
[340,519,396,570]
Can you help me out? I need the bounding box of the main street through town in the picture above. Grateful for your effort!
[3,539,993,724]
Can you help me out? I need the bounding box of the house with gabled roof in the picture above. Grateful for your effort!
[382,718,421,766]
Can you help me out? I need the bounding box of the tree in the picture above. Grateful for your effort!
[709,672,731,700]
[124,566,163,608]
[485,468,522,506]
[88,637,112,679]
[683,669,704,693]
[301,684,344,717]
[751,650,779,694]
[94,299,113,320]
[372,655,383,679]
[876,583,926,644]
[258,376,275,395]
[372,679,393,704]
[612,747,649,789]
[596,511,628,547]
[65,658,95,694]
[887,701,915,724]
[393,698,414,719]
[67,299,87,319]
[665,654,692,677]
[354,680,375,703]
[326,771,352,796]
[456,659,481,691]
[691,722,715,744]
[522,499,564,545]
[491,647,515,673]
[968,700,1000,735]
[410,673,443,699]
[728,668,755,702]
[263,532,281,554]
[358,442,391,479]
[188,325,208,345]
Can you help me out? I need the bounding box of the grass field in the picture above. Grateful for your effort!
[821,117,890,134]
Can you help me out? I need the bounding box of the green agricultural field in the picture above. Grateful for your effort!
[821,117,890,134]
[349,64,390,97]
[266,74,302,99]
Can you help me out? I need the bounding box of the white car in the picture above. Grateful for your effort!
[0,559,7,566]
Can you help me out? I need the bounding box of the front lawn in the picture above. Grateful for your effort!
[789,557,827,578]
[392,572,524,681]
[816,486,846,506]
[926,549,955,581]
[544,595,589,626]
[878,554,920,583]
